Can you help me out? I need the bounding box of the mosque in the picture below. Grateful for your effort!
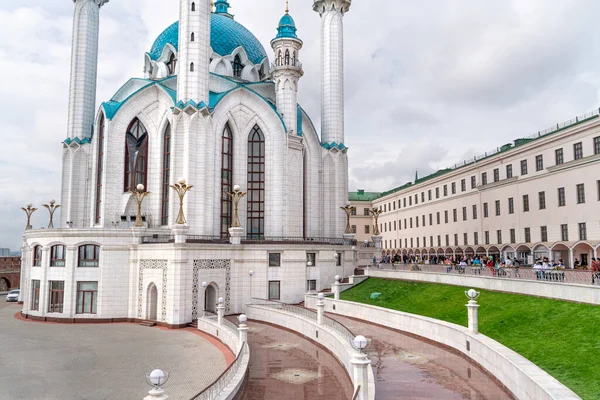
[19,0,356,326]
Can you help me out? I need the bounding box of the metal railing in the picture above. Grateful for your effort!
[352,385,361,400]
[186,235,230,244]
[242,236,352,245]
[377,263,599,286]
[141,234,174,244]
[191,342,249,400]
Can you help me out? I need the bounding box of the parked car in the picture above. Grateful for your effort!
[6,289,19,302]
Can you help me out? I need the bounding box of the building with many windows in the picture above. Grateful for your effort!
[350,111,600,268]
[19,0,355,325]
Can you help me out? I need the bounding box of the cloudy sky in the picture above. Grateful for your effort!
[1,0,599,250]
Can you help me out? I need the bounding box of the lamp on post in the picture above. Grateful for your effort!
[21,203,37,231]
[131,184,150,228]
[465,289,480,334]
[170,178,193,225]
[144,369,169,400]
[248,270,254,301]
[42,200,60,229]
[340,202,356,234]
[350,335,372,400]
[306,260,312,293]
[237,313,249,344]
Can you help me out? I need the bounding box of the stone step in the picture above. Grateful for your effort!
[138,320,157,327]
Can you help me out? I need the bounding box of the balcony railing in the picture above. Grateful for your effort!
[140,234,357,246]
[141,235,175,244]
[186,235,229,244]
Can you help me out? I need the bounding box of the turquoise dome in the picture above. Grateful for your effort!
[149,13,268,65]
[275,13,298,39]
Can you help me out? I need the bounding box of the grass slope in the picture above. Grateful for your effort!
[341,278,600,399]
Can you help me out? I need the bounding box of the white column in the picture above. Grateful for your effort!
[350,352,370,400]
[217,302,225,325]
[466,299,480,334]
[238,322,249,344]
[569,248,575,269]
[316,296,325,325]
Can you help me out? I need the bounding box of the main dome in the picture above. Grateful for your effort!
[148,13,268,65]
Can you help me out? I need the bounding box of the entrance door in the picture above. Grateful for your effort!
[146,283,158,320]
[581,254,588,267]
[204,284,217,313]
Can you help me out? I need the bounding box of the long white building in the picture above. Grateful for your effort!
[351,111,600,268]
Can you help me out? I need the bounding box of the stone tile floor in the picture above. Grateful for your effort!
[0,297,228,400]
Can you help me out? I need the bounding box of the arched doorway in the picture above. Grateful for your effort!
[146,283,158,321]
[205,283,218,313]
[0,277,10,292]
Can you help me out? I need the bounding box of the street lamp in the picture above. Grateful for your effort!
[170,178,193,225]
[144,369,169,400]
[227,185,247,228]
[351,335,371,354]
[465,289,480,301]
[42,200,60,229]
[21,203,37,231]
[131,184,150,228]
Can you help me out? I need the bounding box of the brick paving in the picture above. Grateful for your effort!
[0,297,227,400]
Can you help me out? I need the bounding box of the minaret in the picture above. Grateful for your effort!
[66,0,109,140]
[270,2,304,135]
[177,0,211,105]
[313,0,351,145]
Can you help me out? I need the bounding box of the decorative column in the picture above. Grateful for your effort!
[237,314,249,344]
[217,297,225,325]
[465,289,480,334]
[333,275,341,300]
[316,293,325,325]
[351,352,370,400]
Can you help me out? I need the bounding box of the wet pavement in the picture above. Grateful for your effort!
[239,319,354,400]
[330,314,513,400]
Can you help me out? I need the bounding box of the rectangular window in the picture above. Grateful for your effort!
[414,194,418,205]
[493,168,499,182]
[351,225,356,234]
[463,233,468,246]
[555,148,563,165]
[497,230,502,244]
[561,224,569,241]
[79,245,100,267]
[523,194,530,212]
[461,179,466,192]
[409,197,412,206]
[598,180,600,201]
[269,253,281,267]
[558,187,566,207]
[510,229,516,244]
[521,159,528,175]
[595,136,600,155]
[506,164,513,179]
[32,245,42,267]
[472,205,477,220]
[445,235,449,247]
[495,200,501,216]
[398,200,401,209]
[541,226,548,242]
[483,202,489,218]
[336,252,342,266]
[452,209,457,223]
[451,182,456,194]
[50,245,66,267]
[444,210,448,224]
[539,191,546,210]
[421,192,425,203]
[268,281,280,300]
[31,280,40,311]
[306,280,316,292]
[437,235,441,247]
[410,238,413,247]
[574,142,583,160]
[579,223,587,241]
[471,176,476,189]
[363,208,369,216]
[508,197,514,214]
[524,227,531,243]
[474,232,479,246]
[415,218,419,228]
[422,215,426,226]
[535,155,544,171]
[443,185,448,197]
[393,221,397,231]
[410,218,413,229]
[48,281,64,313]
[481,172,487,186]
[351,208,357,215]
[436,212,440,225]
[364,225,370,234]
[484,231,490,245]
[454,234,458,246]
[383,204,387,212]
[436,187,440,199]
[429,214,433,226]
[403,198,406,207]
[428,190,432,201]
[416,237,420,248]
[76,282,98,314]
[462,206,467,221]
[577,183,585,204]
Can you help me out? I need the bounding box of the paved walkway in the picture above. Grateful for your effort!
[330,314,513,399]
[0,297,228,400]
[238,319,353,400]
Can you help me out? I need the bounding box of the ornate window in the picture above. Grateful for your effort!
[124,118,149,192]
[32,245,42,267]
[220,123,233,237]
[233,55,243,78]
[166,53,177,75]
[78,245,100,267]
[247,125,265,238]
[285,49,290,65]
[95,113,105,224]
[50,245,66,267]
[161,122,171,225]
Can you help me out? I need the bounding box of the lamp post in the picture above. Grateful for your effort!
[350,335,372,400]
[42,200,60,229]
[144,369,169,400]
[316,292,325,325]
[131,184,150,228]
[21,203,37,231]
[333,275,341,300]
[170,178,193,225]
[465,289,480,334]
[306,260,312,293]
[238,314,249,344]
[248,270,254,302]
[340,202,356,234]
[227,185,247,228]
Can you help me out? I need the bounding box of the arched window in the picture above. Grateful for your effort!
[190,62,195,72]
[124,118,149,192]
[220,123,233,237]
[50,245,66,267]
[278,50,282,66]
[247,125,265,238]
[78,244,100,267]
[191,32,195,41]
[160,122,171,226]
[285,49,290,65]
[233,55,243,78]
[32,245,42,267]
[95,113,105,224]
[191,2,196,11]
[166,53,177,75]
[292,51,296,66]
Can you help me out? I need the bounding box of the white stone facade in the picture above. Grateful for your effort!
[20,1,354,324]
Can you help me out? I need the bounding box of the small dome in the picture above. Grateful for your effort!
[275,13,299,40]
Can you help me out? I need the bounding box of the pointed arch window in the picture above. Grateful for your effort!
[95,113,105,224]
[124,118,148,192]
[233,55,243,78]
[220,123,233,237]
[191,2,196,11]
[247,125,265,238]
[190,62,195,72]
[191,32,195,41]
[160,122,171,225]
[285,49,290,65]
[292,51,296,66]
[278,50,282,66]
[166,53,177,75]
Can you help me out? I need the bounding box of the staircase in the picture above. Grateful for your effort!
[138,320,157,327]
[188,320,198,328]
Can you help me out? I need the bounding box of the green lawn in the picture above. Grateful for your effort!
[341,278,600,399]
